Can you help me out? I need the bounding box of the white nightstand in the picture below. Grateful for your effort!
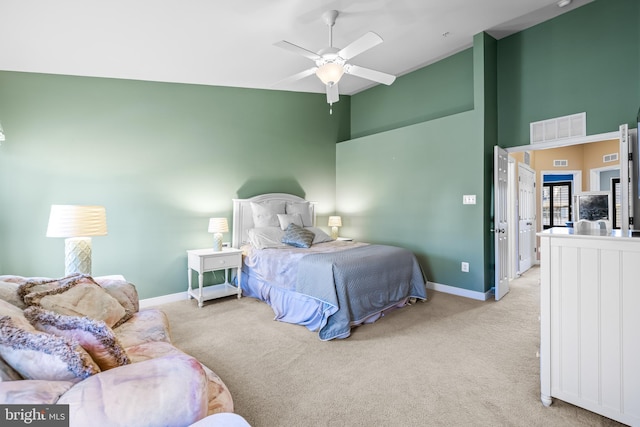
[336,237,353,241]
[187,247,243,308]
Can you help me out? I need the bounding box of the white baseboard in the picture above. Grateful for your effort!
[141,282,491,308]
[140,291,188,309]
[426,281,492,301]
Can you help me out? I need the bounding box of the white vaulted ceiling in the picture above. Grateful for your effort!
[0,0,592,96]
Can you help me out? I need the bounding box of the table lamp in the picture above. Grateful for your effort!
[328,216,342,240]
[208,218,229,251]
[46,205,108,276]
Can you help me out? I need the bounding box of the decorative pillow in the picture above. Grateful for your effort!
[94,278,140,316]
[17,274,83,303]
[282,223,315,248]
[286,201,313,227]
[250,200,286,228]
[0,316,100,382]
[247,227,287,250]
[0,357,23,381]
[277,213,303,230]
[25,306,130,371]
[305,227,333,244]
[0,280,26,309]
[0,299,33,331]
[20,275,128,328]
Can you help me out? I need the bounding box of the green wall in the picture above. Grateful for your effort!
[338,45,488,293]
[0,71,349,299]
[498,0,640,147]
[474,33,499,291]
[337,111,484,291]
[350,48,474,139]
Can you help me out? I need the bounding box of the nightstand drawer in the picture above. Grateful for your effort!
[202,254,240,270]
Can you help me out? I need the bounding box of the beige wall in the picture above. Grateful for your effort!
[510,139,620,259]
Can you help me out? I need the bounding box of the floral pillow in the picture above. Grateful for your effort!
[19,275,129,328]
[25,306,130,371]
[0,315,99,382]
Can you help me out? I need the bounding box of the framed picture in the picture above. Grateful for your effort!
[574,191,611,221]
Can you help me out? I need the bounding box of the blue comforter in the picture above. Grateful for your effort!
[295,244,427,340]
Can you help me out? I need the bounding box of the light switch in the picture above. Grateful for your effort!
[463,195,476,205]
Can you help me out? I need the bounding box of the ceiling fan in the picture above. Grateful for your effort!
[274,10,396,113]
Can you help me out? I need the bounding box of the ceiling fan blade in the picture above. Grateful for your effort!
[337,32,383,60]
[274,40,321,61]
[273,67,318,87]
[326,83,339,104]
[344,64,396,85]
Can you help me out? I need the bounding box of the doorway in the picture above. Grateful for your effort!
[504,129,626,280]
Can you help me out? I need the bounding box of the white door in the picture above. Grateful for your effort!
[494,146,510,300]
[518,164,536,274]
[619,124,630,234]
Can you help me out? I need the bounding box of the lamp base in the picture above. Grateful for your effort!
[213,233,223,252]
[331,226,339,240]
[65,237,92,276]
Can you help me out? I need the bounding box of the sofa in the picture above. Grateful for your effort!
[0,274,235,427]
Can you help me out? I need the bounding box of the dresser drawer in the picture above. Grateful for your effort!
[202,254,240,270]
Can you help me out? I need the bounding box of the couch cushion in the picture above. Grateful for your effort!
[24,306,130,371]
[113,309,171,349]
[20,275,129,328]
[0,316,100,382]
[125,341,234,415]
[58,354,210,427]
[0,379,74,404]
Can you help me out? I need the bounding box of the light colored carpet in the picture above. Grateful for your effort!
[157,267,623,427]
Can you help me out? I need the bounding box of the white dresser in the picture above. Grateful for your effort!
[539,228,640,426]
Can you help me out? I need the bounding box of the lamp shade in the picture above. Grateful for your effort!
[208,218,229,233]
[316,63,344,85]
[328,216,342,227]
[46,205,107,238]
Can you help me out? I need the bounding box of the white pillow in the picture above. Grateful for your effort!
[248,227,287,249]
[286,202,313,227]
[277,213,303,230]
[250,201,286,228]
[305,227,333,244]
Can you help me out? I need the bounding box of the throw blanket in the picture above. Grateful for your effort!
[295,245,426,340]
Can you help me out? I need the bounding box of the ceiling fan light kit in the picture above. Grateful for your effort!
[315,62,344,85]
[275,10,396,114]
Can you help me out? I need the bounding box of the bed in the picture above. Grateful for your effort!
[232,193,427,340]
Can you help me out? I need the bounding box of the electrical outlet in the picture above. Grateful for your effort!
[463,195,476,205]
[461,262,469,272]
